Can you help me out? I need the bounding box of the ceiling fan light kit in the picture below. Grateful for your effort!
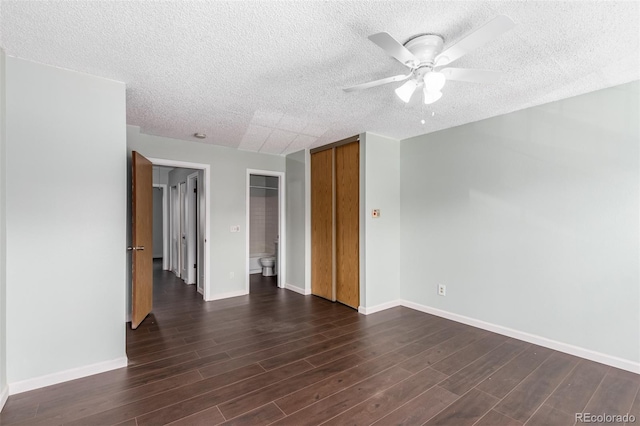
[344,15,516,106]
[395,80,419,103]
[423,88,443,105]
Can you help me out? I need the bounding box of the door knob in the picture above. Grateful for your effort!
[127,246,145,251]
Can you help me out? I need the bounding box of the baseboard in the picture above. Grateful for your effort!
[285,283,310,295]
[358,299,401,315]
[8,356,128,395]
[207,290,248,301]
[400,299,640,374]
[0,385,8,413]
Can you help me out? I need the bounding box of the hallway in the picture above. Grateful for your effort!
[1,263,638,425]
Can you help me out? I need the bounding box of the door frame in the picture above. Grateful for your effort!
[152,184,169,271]
[179,181,187,280]
[245,169,286,292]
[186,172,198,285]
[147,157,211,301]
[170,185,179,275]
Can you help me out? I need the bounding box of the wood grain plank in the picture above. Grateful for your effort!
[475,344,553,399]
[321,367,448,426]
[217,354,363,420]
[135,361,313,426]
[166,406,225,426]
[274,351,407,415]
[493,352,579,422]
[220,403,284,426]
[438,340,528,396]
[398,327,490,374]
[335,141,359,309]
[424,387,498,426]
[544,359,609,414]
[474,409,522,426]
[372,385,458,426]
[311,149,333,300]
[270,366,411,426]
[526,403,575,426]
[431,334,509,375]
[582,367,640,421]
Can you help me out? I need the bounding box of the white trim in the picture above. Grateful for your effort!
[358,299,401,315]
[399,300,640,375]
[0,385,8,413]
[209,290,248,301]
[358,134,366,309]
[285,283,311,295]
[146,157,211,301]
[245,169,287,294]
[304,149,311,294]
[152,184,169,270]
[186,172,198,285]
[8,357,128,395]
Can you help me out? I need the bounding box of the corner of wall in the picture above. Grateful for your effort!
[359,133,367,309]
[0,48,8,412]
[304,148,311,293]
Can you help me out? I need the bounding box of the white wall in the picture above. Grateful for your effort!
[0,49,8,410]
[360,133,401,311]
[5,57,127,390]
[127,126,285,298]
[285,150,306,292]
[400,81,640,367]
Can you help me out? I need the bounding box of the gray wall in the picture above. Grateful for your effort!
[152,187,164,258]
[5,57,127,385]
[127,126,286,298]
[361,133,401,309]
[400,81,640,363]
[0,49,7,407]
[285,150,306,290]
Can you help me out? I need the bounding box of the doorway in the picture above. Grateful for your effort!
[246,169,286,292]
[148,158,211,301]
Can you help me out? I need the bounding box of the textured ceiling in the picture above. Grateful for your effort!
[1,1,639,155]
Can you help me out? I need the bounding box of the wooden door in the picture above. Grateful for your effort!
[131,151,153,329]
[311,149,334,300]
[335,142,360,308]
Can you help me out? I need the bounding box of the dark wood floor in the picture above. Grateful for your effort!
[2,261,639,425]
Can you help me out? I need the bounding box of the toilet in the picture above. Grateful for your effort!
[259,256,276,277]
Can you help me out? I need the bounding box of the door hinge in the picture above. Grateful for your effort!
[194,187,197,193]
[194,263,197,268]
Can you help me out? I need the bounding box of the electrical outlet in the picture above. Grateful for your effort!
[372,209,380,218]
[229,272,235,279]
[438,284,446,296]
[230,225,240,233]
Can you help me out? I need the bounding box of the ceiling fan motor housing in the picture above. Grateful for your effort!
[404,34,444,67]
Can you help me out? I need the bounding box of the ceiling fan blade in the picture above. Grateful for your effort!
[440,67,502,83]
[435,15,515,66]
[368,32,419,67]
[343,74,411,92]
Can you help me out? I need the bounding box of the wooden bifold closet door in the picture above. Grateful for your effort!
[311,139,359,309]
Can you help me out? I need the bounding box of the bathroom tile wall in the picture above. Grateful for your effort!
[250,187,279,255]
[265,191,279,254]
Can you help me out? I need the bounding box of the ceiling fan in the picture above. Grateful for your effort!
[343,15,516,104]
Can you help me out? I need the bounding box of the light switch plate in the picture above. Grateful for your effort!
[230,225,240,232]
